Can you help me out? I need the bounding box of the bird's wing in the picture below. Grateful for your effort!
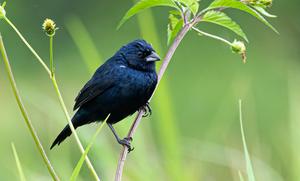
[73,66,115,110]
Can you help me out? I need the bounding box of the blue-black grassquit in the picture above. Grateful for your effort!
[50,39,160,151]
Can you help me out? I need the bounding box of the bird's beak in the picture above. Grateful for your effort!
[146,51,161,62]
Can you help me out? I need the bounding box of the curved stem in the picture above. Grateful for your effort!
[192,27,232,46]
[4,17,51,75]
[4,16,100,180]
[51,77,100,181]
[114,23,192,181]
[0,35,60,181]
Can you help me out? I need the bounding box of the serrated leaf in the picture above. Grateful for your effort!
[167,14,183,45]
[70,115,110,181]
[202,10,248,42]
[118,0,177,29]
[253,6,277,18]
[207,0,278,33]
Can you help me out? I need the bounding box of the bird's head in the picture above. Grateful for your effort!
[119,39,160,71]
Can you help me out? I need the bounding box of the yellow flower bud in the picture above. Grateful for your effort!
[42,18,58,36]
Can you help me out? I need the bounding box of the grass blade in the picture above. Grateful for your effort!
[0,34,60,181]
[239,99,256,181]
[65,15,103,73]
[70,114,110,181]
[11,143,27,181]
[238,170,245,181]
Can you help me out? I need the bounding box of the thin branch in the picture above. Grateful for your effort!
[115,6,232,180]
[0,34,60,181]
[115,22,193,181]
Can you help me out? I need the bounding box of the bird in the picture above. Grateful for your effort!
[50,39,160,151]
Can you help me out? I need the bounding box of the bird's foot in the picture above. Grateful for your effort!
[142,102,152,117]
[118,137,134,153]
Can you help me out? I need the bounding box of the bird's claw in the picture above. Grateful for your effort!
[119,137,134,153]
[142,102,152,117]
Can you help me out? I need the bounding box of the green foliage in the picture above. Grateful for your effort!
[167,12,183,45]
[177,0,199,15]
[118,0,199,29]
[11,143,27,181]
[252,6,276,18]
[70,115,110,181]
[202,10,248,42]
[118,0,177,29]
[206,0,278,33]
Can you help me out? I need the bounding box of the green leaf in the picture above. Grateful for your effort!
[70,114,110,181]
[177,0,199,15]
[253,6,277,18]
[239,100,256,181]
[202,10,248,42]
[167,13,183,45]
[207,0,278,33]
[11,143,27,181]
[118,0,177,29]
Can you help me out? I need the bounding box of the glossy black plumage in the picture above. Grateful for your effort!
[50,39,160,149]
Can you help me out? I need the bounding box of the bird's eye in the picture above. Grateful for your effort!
[137,52,143,57]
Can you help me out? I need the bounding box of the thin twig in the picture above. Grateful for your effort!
[114,22,192,181]
[0,34,60,181]
[115,6,231,180]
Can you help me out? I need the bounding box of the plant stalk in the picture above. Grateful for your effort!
[114,22,192,181]
[51,76,100,181]
[4,17,51,75]
[49,35,54,76]
[0,34,60,181]
[47,33,100,180]
[4,16,100,180]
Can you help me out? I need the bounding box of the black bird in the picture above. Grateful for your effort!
[50,39,160,151]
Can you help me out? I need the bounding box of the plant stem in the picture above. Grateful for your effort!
[51,76,100,181]
[4,16,100,180]
[192,27,232,46]
[47,31,99,180]
[114,22,192,181]
[4,17,51,75]
[0,34,60,181]
[49,35,54,76]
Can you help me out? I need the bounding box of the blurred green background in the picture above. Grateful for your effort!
[0,0,299,180]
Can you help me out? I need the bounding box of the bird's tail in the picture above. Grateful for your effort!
[50,113,84,149]
[50,124,72,149]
